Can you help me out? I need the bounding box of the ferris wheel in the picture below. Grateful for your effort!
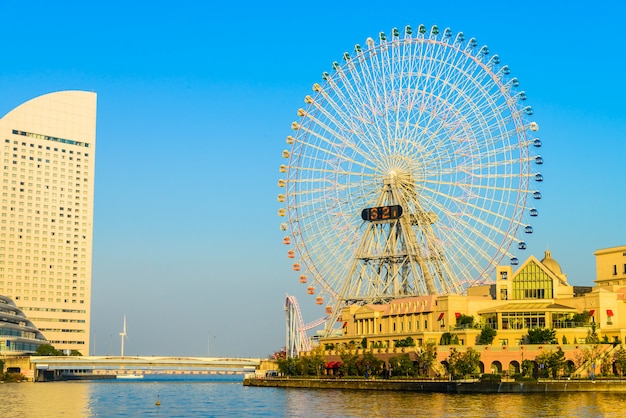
[277,24,543,324]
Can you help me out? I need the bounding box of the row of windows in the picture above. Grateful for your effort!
[4,153,89,165]
[1,258,87,263]
[0,230,89,237]
[0,279,83,285]
[0,277,84,283]
[9,296,85,304]
[29,317,85,324]
[1,289,85,296]
[4,143,89,161]
[512,261,553,299]
[1,253,88,259]
[22,306,86,314]
[0,341,42,352]
[2,260,85,266]
[2,184,89,194]
[39,328,85,333]
[0,260,85,266]
[1,271,87,278]
[3,164,90,175]
[0,328,37,339]
[0,285,85,292]
[48,340,85,345]
[10,130,91,149]
[355,318,431,334]
[5,159,89,175]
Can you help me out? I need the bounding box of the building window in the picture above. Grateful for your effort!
[512,261,553,299]
[614,265,618,276]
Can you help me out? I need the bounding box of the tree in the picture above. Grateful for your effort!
[339,347,359,377]
[69,350,82,356]
[613,345,626,376]
[478,327,497,345]
[447,347,480,379]
[526,328,557,344]
[395,336,416,347]
[577,343,604,378]
[307,345,326,377]
[276,356,297,376]
[456,314,474,328]
[521,359,534,378]
[416,342,437,376]
[389,353,415,377]
[571,311,591,325]
[361,337,368,349]
[34,344,64,356]
[440,332,453,345]
[359,350,383,377]
[536,347,566,378]
[586,322,600,344]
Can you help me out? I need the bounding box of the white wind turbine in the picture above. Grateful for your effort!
[119,315,128,357]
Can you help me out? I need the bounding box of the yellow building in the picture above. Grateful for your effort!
[0,91,96,355]
[322,247,626,351]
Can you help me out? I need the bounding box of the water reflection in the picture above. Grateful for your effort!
[283,389,626,417]
[0,382,92,417]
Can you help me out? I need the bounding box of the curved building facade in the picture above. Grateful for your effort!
[0,294,48,354]
[0,91,96,355]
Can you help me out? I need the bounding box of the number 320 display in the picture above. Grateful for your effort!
[361,205,403,221]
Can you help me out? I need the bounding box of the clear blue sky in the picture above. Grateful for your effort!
[1,1,625,358]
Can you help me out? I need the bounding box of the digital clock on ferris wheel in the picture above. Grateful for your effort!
[361,205,403,221]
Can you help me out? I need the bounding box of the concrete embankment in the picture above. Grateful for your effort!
[244,377,626,393]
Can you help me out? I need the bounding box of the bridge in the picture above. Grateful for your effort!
[29,355,261,381]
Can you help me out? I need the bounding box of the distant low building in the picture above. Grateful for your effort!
[0,294,48,355]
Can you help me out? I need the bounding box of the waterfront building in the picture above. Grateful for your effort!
[0,294,48,355]
[0,91,96,355]
[317,246,626,376]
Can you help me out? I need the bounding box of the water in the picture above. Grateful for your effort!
[1,375,625,417]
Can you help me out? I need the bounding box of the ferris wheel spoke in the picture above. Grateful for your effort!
[417,184,526,256]
[313,82,399,168]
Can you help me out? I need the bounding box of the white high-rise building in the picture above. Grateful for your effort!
[0,91,96,355]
